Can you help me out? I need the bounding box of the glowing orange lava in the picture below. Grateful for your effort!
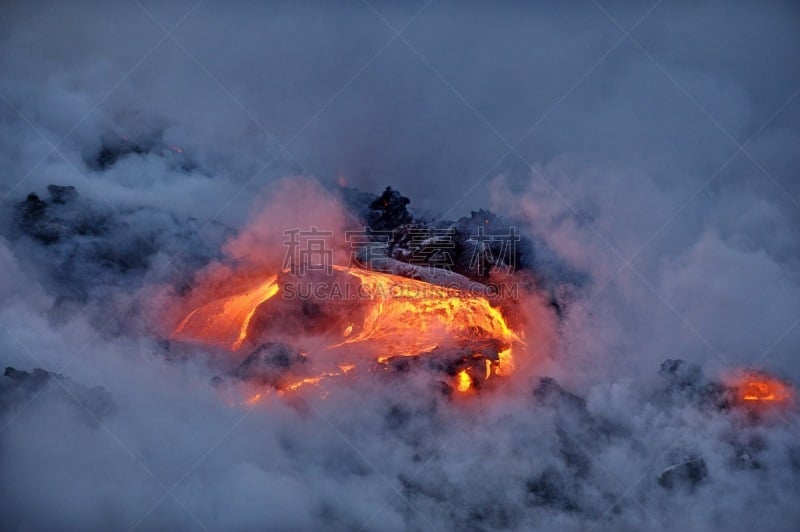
[172,275,279,350]
[332,266,518,374]
[245,392,263,405]
[171,266,520,394]
[740,378,792,403]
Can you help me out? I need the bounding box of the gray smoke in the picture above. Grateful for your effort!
[1,1,800,531]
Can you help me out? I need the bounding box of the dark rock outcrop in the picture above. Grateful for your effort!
[1,366,115,426]
[6,185,232,303]
[365,186,413,231]
[525,469,579,512]
[47,184,78,204]
[532,377,623,480]
[337,184,586,316]
[659,358,732,410]
[657,456,708,490]
[230,342,308,386]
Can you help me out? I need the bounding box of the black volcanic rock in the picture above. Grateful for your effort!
[730,435,766,470]
[5,185,232,303]
[1,366,115,426]
[91,137,149,170]
[13,193,60,244]
[47,184,78,204]
[659,358,703,389]
[657,456,708,490]
[11,188,154,298]
[15,193,47,222]
[659,358,731,410]
[338,184,586,314]
[13,188,113,247]
[532,377,623,479]
[232,342,308,386]
[341,186,521,281]
[95,144,138,170]
[366,186,413,231]
[533,377,588,414]
[525,469,578,512]
[87,127,172,171]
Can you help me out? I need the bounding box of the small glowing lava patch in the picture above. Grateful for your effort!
[741,379,792,402]
[729,371,793,406]
[456,370,472,393]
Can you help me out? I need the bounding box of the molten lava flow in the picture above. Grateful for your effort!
[334,266,519,374]
[723,369,794,407]
[456,370,472,393]
[172,275,279,350]
[739,377,792,403]
[171,265,520,393]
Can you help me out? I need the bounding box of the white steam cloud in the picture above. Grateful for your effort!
[1,1,800,531]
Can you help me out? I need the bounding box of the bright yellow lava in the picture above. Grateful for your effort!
[171,275,279,350]
[456,370,472,393]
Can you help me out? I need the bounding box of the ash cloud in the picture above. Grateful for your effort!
[1,1,800,531]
